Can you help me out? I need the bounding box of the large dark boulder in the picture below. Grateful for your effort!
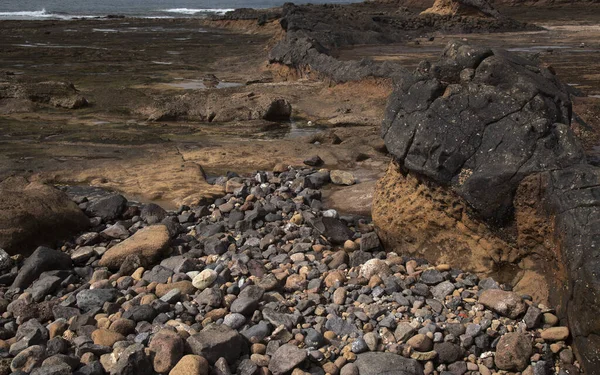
[382,41,581,223]
[86,194,127,222]
[0,177,90,256]
[377,41,600,373]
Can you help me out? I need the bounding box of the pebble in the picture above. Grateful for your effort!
[495,332,532,371]
[541,327,570,341]
[169,355,209,375]
[192,269,218,290]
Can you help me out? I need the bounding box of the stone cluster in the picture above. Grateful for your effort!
[0,165,579,375]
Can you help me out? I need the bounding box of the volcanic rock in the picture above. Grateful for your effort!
[372,42,600,371]
[149,329,185,373]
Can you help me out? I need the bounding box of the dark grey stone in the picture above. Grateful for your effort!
[420,270,444,285]
[523,305,543,329]
[27,275,62,302]
[230,285,264,315]
[187,324,246,364]
[325,315,358,337]
[142,265,173,284]
[86,195,127,222]
[268,344,307,375]
[122,305,157,322]
[262,308,299,331]
[354,352,423,375]
[241,321,271,342]
[76,289,118,312]
[110,343,152,375]
[12,246,72,290]
[434,342,463,364]
[359,232,380,251]
[140,203,167,224]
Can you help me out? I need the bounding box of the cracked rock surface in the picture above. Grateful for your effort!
[378,41,600,373]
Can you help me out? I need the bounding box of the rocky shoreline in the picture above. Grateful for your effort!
[1,0,600,374]
[0,165,578,375]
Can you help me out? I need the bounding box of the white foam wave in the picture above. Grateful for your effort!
[0,9,49,18]
[0,9,95,20]
[161,8,234,15]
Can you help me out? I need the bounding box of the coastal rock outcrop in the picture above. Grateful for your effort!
[142,92,291,122]
[421,0,501,18]
[269,37,409,83]
[0,177,90,255]
[374,41,600,372]
[0,80,88,112]
[267,2,537,83]
[380,41,579,222]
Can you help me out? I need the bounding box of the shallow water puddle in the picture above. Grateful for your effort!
[259,119,327,140]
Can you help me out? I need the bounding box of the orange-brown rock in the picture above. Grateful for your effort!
[0,177,90,255]
[99,225,170,270]
[169,355,209,375]
[372,162,562,307]
[155,281,196,298]
[91,329,125,347]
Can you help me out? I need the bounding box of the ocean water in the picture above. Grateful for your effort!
[0,0,362,20]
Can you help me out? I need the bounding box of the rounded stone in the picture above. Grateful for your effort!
[340,363,359,375]
[540,327,570,341]
[169,354,209,375]
[359,259,391,280]
[192,269,218,290]
[406,334,433,352]
[92,328,125,347]
[494,332,532,371]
